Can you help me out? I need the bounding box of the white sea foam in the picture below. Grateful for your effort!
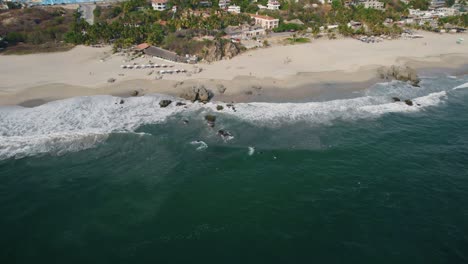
[228,91,446,125]
[190,140,208,151]
[453,82,468,90]
[0,89,449,160]
[0,95,187,160]
[248,147,255,156]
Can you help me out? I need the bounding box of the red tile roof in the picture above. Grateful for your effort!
[152,0,168,3]
[136,43,150,50]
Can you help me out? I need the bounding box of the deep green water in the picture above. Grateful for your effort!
[1,75,468,263]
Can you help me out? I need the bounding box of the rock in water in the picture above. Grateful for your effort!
[205,115,216,127]
[392,97,401,102]
[404,99,413,106]
[218,129,234,141]
[131,90,139,96]
[159,100,172,108]
[176,102,186,106]
[216,105,224,111]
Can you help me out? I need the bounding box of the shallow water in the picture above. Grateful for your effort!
[1,74,468,263]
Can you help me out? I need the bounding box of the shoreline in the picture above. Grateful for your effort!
[1,31,467,106]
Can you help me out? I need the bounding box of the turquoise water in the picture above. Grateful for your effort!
[1,74,468,263]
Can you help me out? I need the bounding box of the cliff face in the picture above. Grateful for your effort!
[202,40,240,62]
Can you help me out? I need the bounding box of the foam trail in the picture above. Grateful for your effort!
[248,147,255,156]
[190,141,208,151]
[0,87,451,160]
[0,95,187,160]
[453,82,468,90]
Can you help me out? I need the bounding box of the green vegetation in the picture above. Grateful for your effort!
[0,7,75,54]
[286,36,310,44]
[408,0,430,10]
[0,0,464,57]
[445,0,455,7]
[438,14,468,27]
[273,23,306,33]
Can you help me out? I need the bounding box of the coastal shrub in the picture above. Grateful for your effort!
[273,23,306,33]
[5,32,25,44]
[408,0,429,10]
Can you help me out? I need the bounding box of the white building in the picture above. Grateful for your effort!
[251,14,279,30]
[267,0,280,10]
[430,0,446,9]
[225,25,266,40]
[227,5,241,13]
[356,0,385,10]
[436,7,459,16]
[219,0,230,9]
[152,0,168,11]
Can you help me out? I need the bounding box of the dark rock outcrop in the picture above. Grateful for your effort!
[216,84,226,94]
[179,86,213,103]
[119,99,125,104]
[378,65,420,86]
[404,99,413,106]
[203,40,241,62]
[216,105,224,111]
[205,115,216,127]
[176,102,186,106]
[131,90,139,96]
[159,100,172,108]
[217,129,233,140]
[392,97,401,102]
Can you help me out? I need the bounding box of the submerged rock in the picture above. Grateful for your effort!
[404,99,413,106]
[176,102,186,106]
[205,115,216,127]
[159,100,172,108]
[392,97,401,102]
[119,99,125,104]
[218,129,233,141]
[216,105,224,111]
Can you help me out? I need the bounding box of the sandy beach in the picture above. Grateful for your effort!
[0,31,467,105]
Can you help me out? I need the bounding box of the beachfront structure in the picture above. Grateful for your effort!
[251,14,279,30]
[227,5,241,13]
[225,25,266,40]
[152,0,168,11]
[436,7,460,16]
[430,0,446,9]
[267,0,280,10]
[409,8,458,19]
[355,0,385,10]
[136,43,197,63]
[219,0,230,9]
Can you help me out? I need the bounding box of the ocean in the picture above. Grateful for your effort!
[1,74,468,263]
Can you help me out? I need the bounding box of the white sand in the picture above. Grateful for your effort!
[0,31,467,105]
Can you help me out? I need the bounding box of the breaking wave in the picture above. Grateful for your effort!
[0,78,463,160]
